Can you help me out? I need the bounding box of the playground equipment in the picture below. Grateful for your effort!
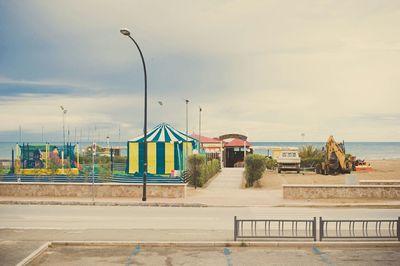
[14,143,80,175]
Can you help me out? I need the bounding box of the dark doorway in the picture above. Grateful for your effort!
[225,147,246,167]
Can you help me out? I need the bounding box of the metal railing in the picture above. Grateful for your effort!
[234,216,317,241]
[181,170,190,183]
[319,217,400,241]
[234,217,400,242]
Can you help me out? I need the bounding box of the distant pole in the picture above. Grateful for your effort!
[301,133,305,143]
[92,141,96,202]
[244,137,246,161]
[60,106,67,148]
[67,127,70,144]
[41,126,44,142]
[118,125,121,143]
[11,149,15,174]
[19,125,22,143]
[185,99,189,170]
[199,106,202,152]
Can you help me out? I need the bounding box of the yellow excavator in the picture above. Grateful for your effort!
[315,136,352,175]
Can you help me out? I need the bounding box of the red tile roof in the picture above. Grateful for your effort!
[191,134,222,143]
[224,138,251,147]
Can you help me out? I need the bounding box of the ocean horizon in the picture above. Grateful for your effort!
[1,141,400,160]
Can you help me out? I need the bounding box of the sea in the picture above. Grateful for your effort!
[0,141,400,160]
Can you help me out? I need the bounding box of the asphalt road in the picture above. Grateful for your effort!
[31,246,400,266]
[1,205,398,230]
[0,205,399,265]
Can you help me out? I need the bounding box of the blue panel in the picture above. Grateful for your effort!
[152,128,163,142]
[156,142,165,174]
[138,142,144,174]
[174,142,180,170]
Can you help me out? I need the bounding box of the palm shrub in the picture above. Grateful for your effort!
[244,154,267,187]
[299,145,325,168]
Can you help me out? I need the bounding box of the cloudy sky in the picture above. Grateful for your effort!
[0,0,399,142]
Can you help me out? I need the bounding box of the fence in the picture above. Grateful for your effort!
[234,216,317,241]
[234,217,400,242]
[319,217,400,241]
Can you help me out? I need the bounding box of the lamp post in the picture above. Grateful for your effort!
[120,28,148,201]
[199,106,202,152]
[185,99,189,170]
[60,106,67,148]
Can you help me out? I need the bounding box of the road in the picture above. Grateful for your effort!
[0,205,399,265]
[0,205,399,230]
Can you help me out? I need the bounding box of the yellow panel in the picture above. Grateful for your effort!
[20,168,79,175]
[165,142,174,174]
[147,142,157,174]
[129,142,139,174]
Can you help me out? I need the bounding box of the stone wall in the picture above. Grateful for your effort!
[283,185,400,200]
[359,180,400,185]
[0,182,186,198]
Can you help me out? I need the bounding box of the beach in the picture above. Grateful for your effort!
[260,159,400,189]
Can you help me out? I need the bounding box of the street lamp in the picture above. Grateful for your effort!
[199,106,202,152]
[185,99,189,170]
[120,27,148,201]
[60,106,67,148]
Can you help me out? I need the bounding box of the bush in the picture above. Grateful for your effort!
[299,145,325,168]
[265,157,277,170]
[187,155,220,187]
[99,164,112,182]
[244,154,267,187]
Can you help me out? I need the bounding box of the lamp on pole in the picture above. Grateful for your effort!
[185,99,189,169]
[120,28,148,201]
[199,106,202,152]
[60,106,67,148]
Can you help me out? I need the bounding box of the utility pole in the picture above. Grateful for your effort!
[199,106,202,152]
[60,106,67,148]
[185,99,189,170]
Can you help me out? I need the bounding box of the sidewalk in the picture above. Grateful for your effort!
[1,168,400,208]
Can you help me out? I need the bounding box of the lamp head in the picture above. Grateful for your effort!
[120,28,131,36]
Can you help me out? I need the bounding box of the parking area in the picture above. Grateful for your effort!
[29,245,400,266]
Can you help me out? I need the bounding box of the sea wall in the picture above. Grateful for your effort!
[0,182,186,198]
[283,185,400,200]
[359,180,400,185]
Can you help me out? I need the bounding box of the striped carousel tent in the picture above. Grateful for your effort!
[127,123,197,175]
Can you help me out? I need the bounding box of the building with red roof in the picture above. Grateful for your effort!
[191,133,253,168]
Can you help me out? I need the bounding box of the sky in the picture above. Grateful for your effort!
[0,0,399,142]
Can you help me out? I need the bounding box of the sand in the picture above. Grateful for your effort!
[259,159,400,189]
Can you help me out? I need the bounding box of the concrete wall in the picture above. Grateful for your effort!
[283,185,400,200]
[0,182,186,198]
[359,180,400,185]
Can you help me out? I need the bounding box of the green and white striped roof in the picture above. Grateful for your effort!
[129,123,197,143]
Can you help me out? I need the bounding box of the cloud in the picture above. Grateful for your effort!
[0,1,400,141]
